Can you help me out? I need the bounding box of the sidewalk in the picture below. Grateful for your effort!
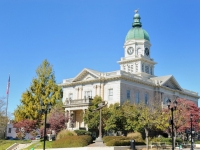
[87,141,106,147]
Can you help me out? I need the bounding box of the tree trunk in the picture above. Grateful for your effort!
[145,128,149,150]
[174,130,177,148]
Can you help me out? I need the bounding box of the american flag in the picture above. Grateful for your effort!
[6,75,10,95]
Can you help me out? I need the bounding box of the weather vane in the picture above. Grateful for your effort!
[135,9,139,14]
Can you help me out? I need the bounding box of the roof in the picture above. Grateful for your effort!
[150,75,182,91]
[125,11,150,41]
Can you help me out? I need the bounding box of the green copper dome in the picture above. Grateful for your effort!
[125,11,150,41]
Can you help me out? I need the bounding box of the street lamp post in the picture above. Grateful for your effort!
[93,101,107,142]
[167,99,177,150]
[40,102,52,150]
[190,114,193,150]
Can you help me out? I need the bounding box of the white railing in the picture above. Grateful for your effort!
[64,98,92,106]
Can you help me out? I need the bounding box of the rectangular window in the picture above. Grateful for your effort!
[145,93,149,105]
[108,89,113,100]
[69,93,73,100]
[8,128,11,133]
[127,90,130,100]
[84,91,92,99]
[136,92,140,104]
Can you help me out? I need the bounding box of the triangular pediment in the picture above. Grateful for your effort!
[151,75,182,91]
[163,79,182,90]
[72,68,101,82]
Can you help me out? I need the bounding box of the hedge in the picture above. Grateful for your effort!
[103,136,145,146]
[52,135,92,148]
[74,130,92,136]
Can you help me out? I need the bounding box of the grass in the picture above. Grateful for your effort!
[0,140,31,150]
[23,140,53,150]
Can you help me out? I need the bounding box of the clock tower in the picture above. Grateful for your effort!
[118,10,156,78]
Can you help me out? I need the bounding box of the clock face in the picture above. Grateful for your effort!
[145,48,149,56]
[127,47,134,55]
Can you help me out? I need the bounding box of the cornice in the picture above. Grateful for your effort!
[118,57,156,65]
[60,75,155,88]
[124,39,151,46]
[160,85,199,99]
[60,74,199,99]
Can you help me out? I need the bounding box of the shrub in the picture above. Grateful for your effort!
[56,130,77,140]
[103,136,129,143]
[195,141,200,144]
[74,130,92,136]
[52,135,92,148]
[150,137,170,143]
[79,135,93,144]
[176,138,182,143]
[103,136,145,146]
[150,137,182,144]
[106,139,130,146]
[106,139,146,146]
[127,132,143,142]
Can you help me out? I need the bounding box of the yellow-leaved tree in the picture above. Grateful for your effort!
[14,59,63,125]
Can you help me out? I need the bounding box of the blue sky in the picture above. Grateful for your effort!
[0,0,200,118]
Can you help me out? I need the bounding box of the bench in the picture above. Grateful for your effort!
[150,142,166,149]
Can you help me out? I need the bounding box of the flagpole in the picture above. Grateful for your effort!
[5,75,10,139]
[5,92,9,138]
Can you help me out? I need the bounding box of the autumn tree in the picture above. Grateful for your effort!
[47,101,65,135]
[13,119,38,139]
[164,98,200,143]
[14,59,63,124]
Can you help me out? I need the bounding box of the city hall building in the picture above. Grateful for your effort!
[60,11,199,130]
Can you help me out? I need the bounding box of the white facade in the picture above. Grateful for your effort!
[60,12,199,131]
[6,121,40,139]
[6,122,17,138]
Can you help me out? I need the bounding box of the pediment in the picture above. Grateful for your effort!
[72,68,101,82]
[163,78,182,91]
[151,75,182,91]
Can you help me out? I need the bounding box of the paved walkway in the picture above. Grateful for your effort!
[16,140,39,150]
[87,141,106,147]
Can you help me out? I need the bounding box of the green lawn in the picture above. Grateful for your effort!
[0,140,31,150]
[23,141,53,150]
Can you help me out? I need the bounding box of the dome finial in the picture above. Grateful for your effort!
[134,9,139,14]
[132,9,142,27]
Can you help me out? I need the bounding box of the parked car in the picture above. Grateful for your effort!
[6,136,14,140]
[35,135,41,140]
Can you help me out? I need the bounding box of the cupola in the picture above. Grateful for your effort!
[125,10,150,41]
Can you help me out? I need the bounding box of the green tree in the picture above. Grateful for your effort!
[14,59,63,124]
[83,96,103,130]
[122,101,168,150]
[104,103,126,134]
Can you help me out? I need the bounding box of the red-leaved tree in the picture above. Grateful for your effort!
[175,99,199,133]
[40,103,66,137]
[13,119,38,139]
[165,98,200,143]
